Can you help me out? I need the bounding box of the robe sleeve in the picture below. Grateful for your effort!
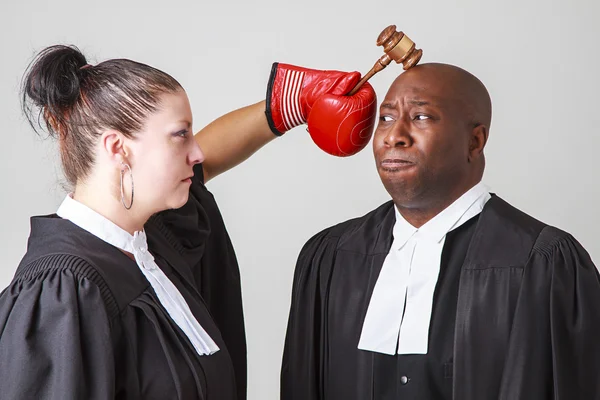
[281,228,340,400]
[0,256,116,400]
[148,162,247,400]
[499,227,600,399]
[189,165,248,400]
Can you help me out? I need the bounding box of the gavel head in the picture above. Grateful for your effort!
[377,25,422,70]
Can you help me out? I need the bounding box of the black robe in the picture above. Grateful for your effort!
[281,195,600,400]
[0,164,247,400]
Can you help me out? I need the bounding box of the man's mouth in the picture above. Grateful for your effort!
[380,159,415,171]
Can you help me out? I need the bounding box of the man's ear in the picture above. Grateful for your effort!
[468,124,488,162]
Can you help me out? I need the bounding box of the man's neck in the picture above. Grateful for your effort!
[396,201,453,229]
[395,180,481,228]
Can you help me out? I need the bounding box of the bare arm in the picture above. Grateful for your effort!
[194,100,276,183]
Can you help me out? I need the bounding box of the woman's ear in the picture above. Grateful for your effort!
[101,130,129,166]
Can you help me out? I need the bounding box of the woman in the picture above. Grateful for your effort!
[0,45,373,399]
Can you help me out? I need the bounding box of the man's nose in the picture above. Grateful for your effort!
[384,119,413,147]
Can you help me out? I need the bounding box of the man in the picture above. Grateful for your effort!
[281,63,600,399]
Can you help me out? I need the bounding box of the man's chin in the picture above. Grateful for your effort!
[381,178,420,202]
[378,169,415,189]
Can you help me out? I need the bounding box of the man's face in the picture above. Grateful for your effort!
[372,67,473,208]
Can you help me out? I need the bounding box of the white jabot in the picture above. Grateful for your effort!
[358,182,491,355]
[57,194,220,356]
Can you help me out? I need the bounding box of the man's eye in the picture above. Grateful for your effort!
[414,114,430,121]
[379,116,394,122]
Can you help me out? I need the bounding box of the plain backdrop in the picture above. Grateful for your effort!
[1,0,598,398]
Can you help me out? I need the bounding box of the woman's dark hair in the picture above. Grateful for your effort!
[22,45,183,185]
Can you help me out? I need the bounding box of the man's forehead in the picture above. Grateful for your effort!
[381,86,447,108]
[383,71,463,106]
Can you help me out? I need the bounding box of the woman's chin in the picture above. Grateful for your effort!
[166,191,190,210]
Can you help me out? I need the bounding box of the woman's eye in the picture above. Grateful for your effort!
[175,129,189,138]
[379,115,394,122]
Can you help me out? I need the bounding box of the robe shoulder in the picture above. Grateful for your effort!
[298,201,396,259]
[0,253,116,399]
[12,249,120,321]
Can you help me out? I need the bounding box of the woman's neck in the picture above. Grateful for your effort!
[73,180,149,235]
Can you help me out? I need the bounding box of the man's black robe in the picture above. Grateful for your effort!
[281,195,600,399]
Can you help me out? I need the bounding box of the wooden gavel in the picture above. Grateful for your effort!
[348,25,423,96]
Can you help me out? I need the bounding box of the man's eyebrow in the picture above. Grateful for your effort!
[380,100,434,110]
[408,100,430,106]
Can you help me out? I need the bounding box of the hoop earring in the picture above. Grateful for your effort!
[120,162,134,210]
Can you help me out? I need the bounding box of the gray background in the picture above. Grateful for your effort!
[1,0,598,398]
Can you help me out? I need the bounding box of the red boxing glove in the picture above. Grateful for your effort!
[265,63,377,157]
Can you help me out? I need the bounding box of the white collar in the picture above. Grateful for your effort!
[57,193,139,254]
[392,181,491,248]
[358,182,491,355]
[56,194,220,356]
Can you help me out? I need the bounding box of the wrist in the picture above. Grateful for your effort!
[265,63,309,136]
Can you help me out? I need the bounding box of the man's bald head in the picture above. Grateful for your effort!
[373,62,492,223]
[393,63,492,131]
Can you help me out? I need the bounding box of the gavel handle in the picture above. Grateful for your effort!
[347,54,392,96]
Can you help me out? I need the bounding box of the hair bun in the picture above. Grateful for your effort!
[22,45,88,132]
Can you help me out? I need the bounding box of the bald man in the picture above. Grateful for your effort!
[281,64,600,400]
